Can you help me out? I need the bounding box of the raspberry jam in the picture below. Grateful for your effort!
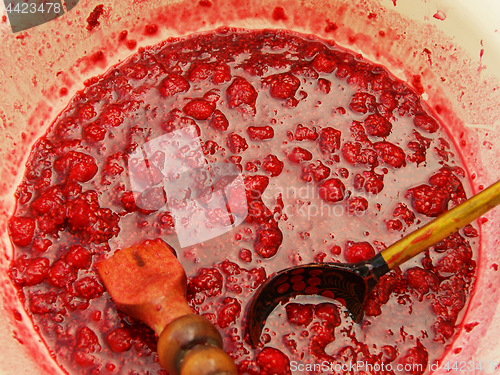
[7,29,477,375]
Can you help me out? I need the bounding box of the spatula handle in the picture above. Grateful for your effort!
[380,180,500,270]
[157,314,238,375]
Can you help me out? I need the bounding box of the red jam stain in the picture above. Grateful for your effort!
[272,7,288,21]
[86,4,105,31]
[433,11,447,21]
[6,29,478,375]
[410,229,433,244]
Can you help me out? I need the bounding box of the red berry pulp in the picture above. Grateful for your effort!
[8,29,477,375]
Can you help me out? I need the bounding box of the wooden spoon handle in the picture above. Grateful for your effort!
[179,345,238,375]
[381,180,500,270]
[157,314,238,375]
[97,240,237,374]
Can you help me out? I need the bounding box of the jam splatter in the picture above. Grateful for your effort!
[86,4,105,31]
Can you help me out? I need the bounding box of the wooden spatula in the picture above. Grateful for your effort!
[97,238,237,375]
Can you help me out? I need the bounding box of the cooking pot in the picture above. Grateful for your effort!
[1,0,499,374]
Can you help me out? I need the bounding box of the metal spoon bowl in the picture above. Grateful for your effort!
[246,180,500,347]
